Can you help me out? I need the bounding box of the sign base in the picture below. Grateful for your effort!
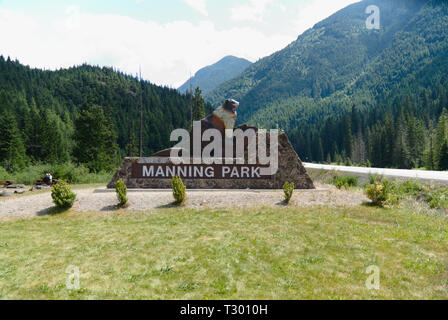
[107,132,314,189]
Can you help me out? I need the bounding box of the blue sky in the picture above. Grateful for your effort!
[0,0,312,25]
[1,0,198,23]
[0,0,360,86]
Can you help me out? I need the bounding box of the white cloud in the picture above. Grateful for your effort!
[292,0,360,35]
[183,0,208,16]
[230,0,275,22]
[0,8,292,87]
[0,1,359,88]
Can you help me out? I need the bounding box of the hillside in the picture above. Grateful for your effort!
[178,56,252,95]
[0,57,207,169]
[206,0,438,126]
[205,0,448,169]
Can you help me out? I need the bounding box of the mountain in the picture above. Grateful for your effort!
[207,0,445,126]
[0,57,212,167]
[178,56,252,95]
[205,0,448,169]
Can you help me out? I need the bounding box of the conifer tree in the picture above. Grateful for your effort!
[0,113,26,171]
[434,108,448,169]
[332,142,339,163]
[393,121,411,169]
[38,109,67,163]
[424,134,435,170]
[23,100,41,161]
[383,114,396,166]
[352,130,366,164]
[126,130,139,157]
[192,87,206,121]
[343,116,353,160]
[438,141,448,171]
[317,138,324,163]
[73,103,119,172]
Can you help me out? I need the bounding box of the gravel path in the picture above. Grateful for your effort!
[0,184,368,221]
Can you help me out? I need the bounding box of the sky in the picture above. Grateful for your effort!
[0,0,360,87]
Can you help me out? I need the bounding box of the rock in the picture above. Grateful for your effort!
[14,190,26,195]
[108,132,315,190]
[7,184,26,189]
[0,191,12,197]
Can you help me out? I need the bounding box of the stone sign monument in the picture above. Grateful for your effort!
[108,99,314,189]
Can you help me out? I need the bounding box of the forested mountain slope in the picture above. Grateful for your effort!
[178,56,252,95]
[0,57,201,170]
[206,0,448,169]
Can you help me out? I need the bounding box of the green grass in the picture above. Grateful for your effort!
[331,175,358,189]
[0,206,447,299]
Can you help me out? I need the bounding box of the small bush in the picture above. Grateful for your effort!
[365,176,445,210]
[426,188,448,209]
[51,180,77,208]
[115,179,128,207]
[398,180,426,197]
[365,178,436,208]
[2,163,113,185]
[283,181,295,204]
[382,179,401,206]
[0,166,9,180]
[332,175,358,189]
[368,174,383,185]
[365,178,400,207]
[365,182,388,207]
[171,176,186,205]
[52,163,90,184]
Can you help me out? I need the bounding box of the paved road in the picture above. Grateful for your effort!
[304,163,448,184]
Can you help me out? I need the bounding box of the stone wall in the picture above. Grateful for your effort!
[107,132,314,189]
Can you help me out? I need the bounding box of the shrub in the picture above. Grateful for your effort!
[381,179,401,206]
[0,166,9,180]
[368,174,383,185]
[52,163,90,184]
[283,181,294,204]
[365,182,388,207]
[397,180,426,197]
[365,178,434,208]
[365,178,399,207]
[332,175,358,189]
[2,163,113,185]
[115,178,128,207]
[426,188,448,209]
[51,180,77,208]
[171,176,186,205]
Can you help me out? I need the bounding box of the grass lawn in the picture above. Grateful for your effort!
[0,206,447,299]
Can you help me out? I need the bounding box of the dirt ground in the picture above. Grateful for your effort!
[0,183,368,221]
